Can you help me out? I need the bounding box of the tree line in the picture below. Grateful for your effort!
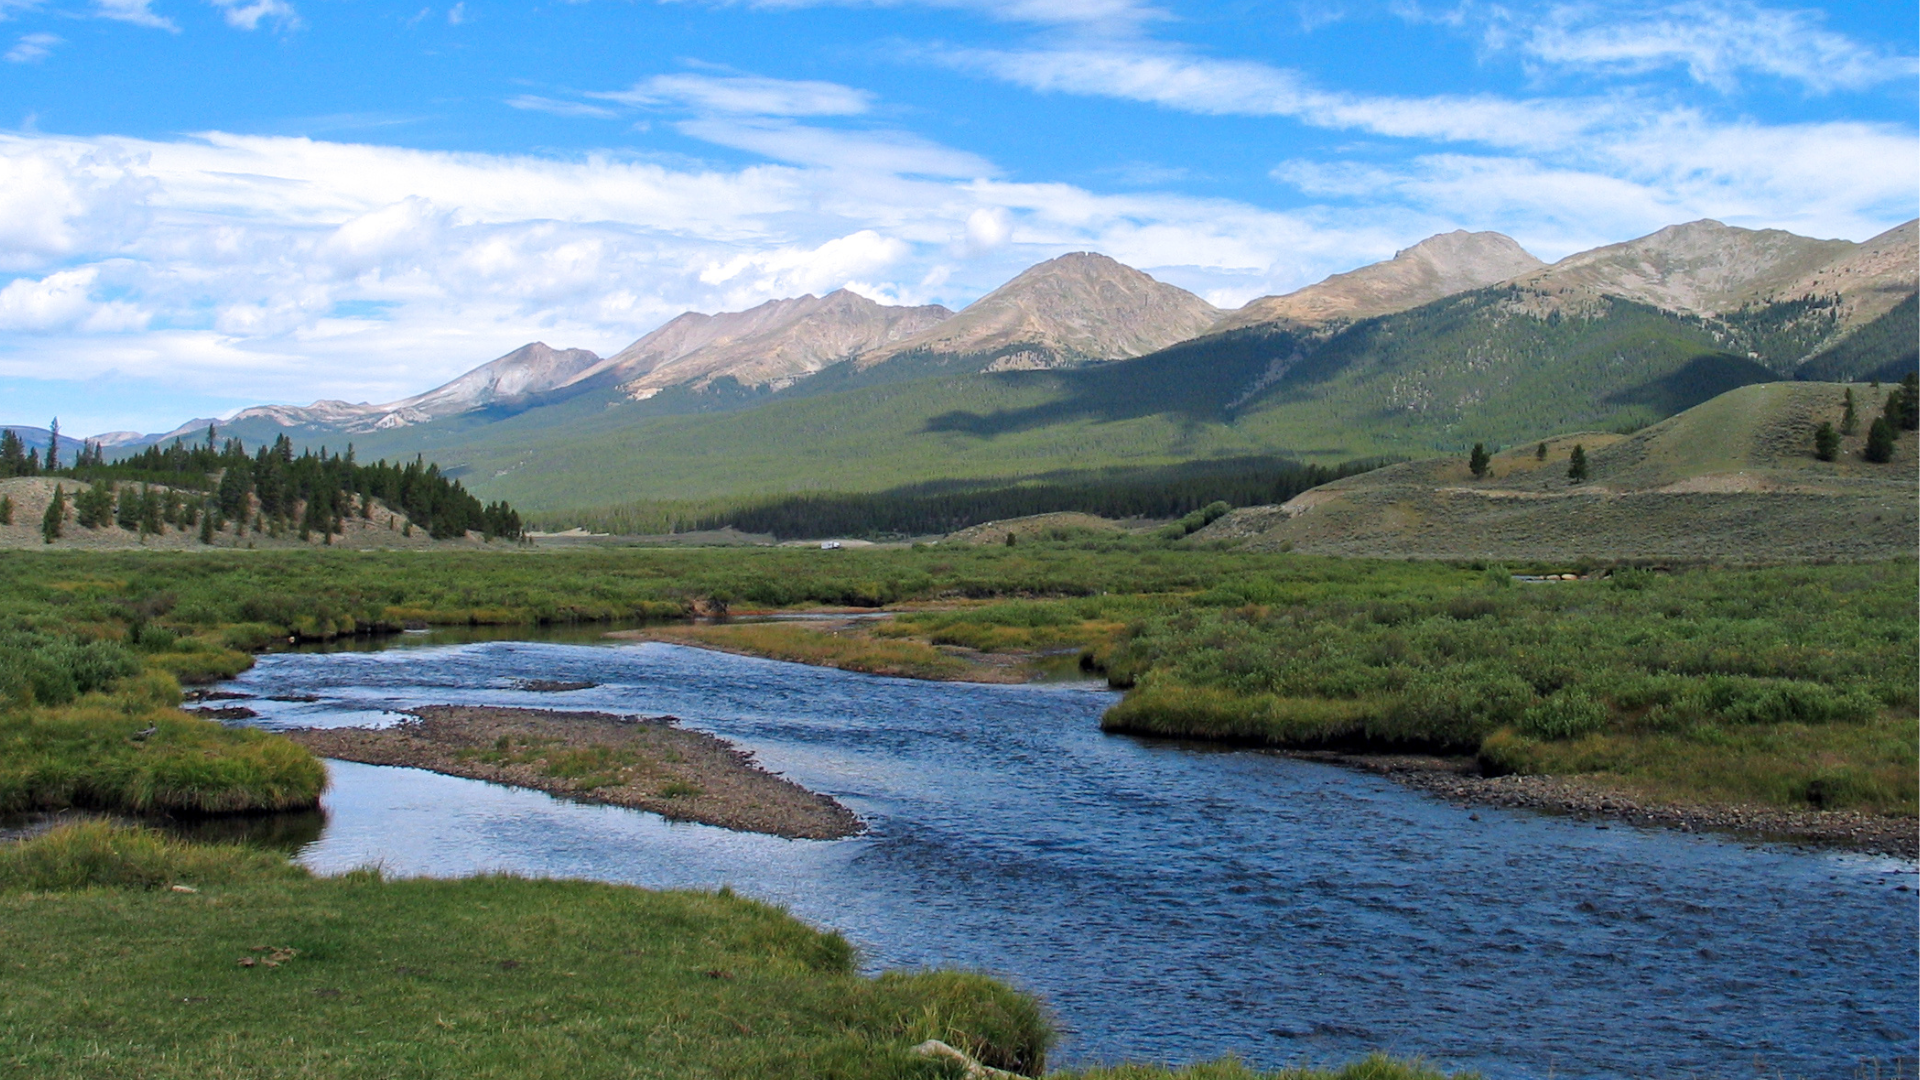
[651,457,1392,540]
[15,424,522,543]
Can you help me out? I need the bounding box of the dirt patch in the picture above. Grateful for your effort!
[284,706,862,840]
[1290,751,1917,859]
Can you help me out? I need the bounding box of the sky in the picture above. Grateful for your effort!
[0,0,1914,436]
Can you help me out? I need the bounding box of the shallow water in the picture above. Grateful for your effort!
[223,639,1919,1078]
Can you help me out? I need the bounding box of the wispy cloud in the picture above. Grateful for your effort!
[941,46,1612,152]
[591,73,875,117]
[208,0,301,32]
[506,95,620,120]
[1486,1,1918,95]
[4,30,58,60]
[679,117,996,176]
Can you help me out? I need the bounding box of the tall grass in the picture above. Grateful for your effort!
[0,824,1054,1079]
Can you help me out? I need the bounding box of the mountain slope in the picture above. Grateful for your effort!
[855,252,1221,371]
[393,342,603,420]
[578,290,954,399]
[1773,219,1918,327]
[1200,381,1917,562]
[1509,220,1857,316]
[1213,231,1543,331]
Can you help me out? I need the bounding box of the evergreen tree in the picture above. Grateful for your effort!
[0,429,24,477]
[0,494,12,525]
[139,485,164,536]
[115,485,142,531]
[1813,422,1839,462]
[1840,388,1858,434]
[1864,418,1896,463]
[75,483,114,529]
[199,503,216,544]
[41,485,64,543]
[1468,443,1491,479]
[1535,442,1547,461]
[25,448,38,474]
[1567,444,1589,483]
[44,418,58,471]
[1900,372,1920,431]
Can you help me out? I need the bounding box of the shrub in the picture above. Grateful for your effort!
[1519,690,1609,740]
[0,822,304,892]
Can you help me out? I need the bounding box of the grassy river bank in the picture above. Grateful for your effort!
[1,542,1911,1075]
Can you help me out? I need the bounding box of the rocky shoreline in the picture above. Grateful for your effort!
[1290,751,1918,860]
[285,706,863,840]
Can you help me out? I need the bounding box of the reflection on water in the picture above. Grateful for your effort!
[165,808,329,853]
[220,640,1919,1079]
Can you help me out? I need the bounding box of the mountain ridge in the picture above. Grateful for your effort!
[1213,230,1544,332]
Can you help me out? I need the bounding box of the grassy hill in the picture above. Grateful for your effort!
[203,288,1916,521]
[1199,382,1918,562]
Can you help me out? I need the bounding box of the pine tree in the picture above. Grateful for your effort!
[1900,372,1919,431]
[1864,418,1896,463]
[41,485,64,543]
[0,494,12,525]
[1535,442,1547,461]
[1813,422,1839,462]
[1469,443,1491,479]
[1567,444,1589,483]
[0,429,23,477]
[199,505,215,544]
[1840,388,1858,435]
[116,485,141,530]
[44,418,58,472]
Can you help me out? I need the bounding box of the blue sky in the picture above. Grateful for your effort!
[0,0,1914,436]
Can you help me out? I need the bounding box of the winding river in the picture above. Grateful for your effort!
[219,634,1918,1079]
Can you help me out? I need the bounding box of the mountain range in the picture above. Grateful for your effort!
[49,216,1919,517]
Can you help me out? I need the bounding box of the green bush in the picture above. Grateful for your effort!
[0,821,303,892]
[1519,690,1609,740]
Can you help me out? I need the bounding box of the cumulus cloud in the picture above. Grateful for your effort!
[208,0,300,31]
[4,30,57,60]
[0,268,149,332]
[591,73,875,117]
[698,229,912,302]
[959,205,1012,254]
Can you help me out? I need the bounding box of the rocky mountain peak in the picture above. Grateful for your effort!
[856,251,1222,370]
[1215,230,1544,332]
[1511,219,1859,316]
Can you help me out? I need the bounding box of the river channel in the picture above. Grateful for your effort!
[217,633,1918,1078]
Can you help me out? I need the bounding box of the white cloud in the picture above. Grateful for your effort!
[0,267,149,332]
[94,0,177,29]
[716,0,1165,30]
[4,30,57,60]
[208,0,300,31]
[1494,1,1918,94]
[942,45,1611,152]
[591,73,874,117]
[959,205,1012,254]
[679,118,997,177]
[446,0,463,24]
[506,95,620,120]
[698,229,912,301]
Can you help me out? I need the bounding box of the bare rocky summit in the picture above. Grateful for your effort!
[574,289,953,399]
[1215,230,1544,331]
[856,252,1222,370]
[391,342,603,420]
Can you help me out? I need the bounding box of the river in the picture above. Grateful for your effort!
[218,634,1918,1078]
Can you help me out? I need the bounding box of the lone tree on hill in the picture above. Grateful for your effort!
[1535,442,1548,461]
[1469,443,1491,479]
[41,486,64,543]
[1567,444,1589,483]
[1840,388,1858,435]
[1864,417,1896,463]
[1813,422,1839,462]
